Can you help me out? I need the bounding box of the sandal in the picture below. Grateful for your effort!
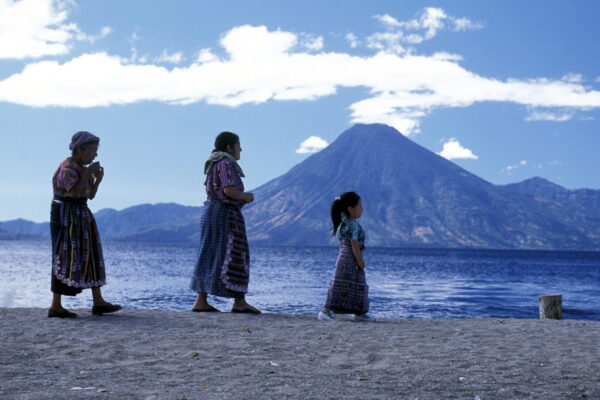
[192,305,221,312]
[92,303,122,316]
[47,308,78,318]
[231,306,261,314]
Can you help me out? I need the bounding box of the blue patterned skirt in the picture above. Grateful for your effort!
[190,200,250,298]
[325,240,369,315]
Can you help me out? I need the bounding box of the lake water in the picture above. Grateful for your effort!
[1,240,600,320]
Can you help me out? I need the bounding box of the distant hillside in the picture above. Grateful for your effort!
[94,203,203,243]
[0,219,49,238]
[0,203,204,244]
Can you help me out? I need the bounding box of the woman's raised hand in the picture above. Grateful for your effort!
[244,193,255,204]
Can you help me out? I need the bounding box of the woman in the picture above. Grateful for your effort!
[190,131,260,313]
[48,131,121,318]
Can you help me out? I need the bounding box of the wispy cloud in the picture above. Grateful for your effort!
[502,160,527,174]
[1,23,600,135]
[437,138,478,160]
[155,49,184,65]
[76,26,112,44]
[0,0,109,59]
[526,109,575,122]
[295,136,329,154]
[368,8,482,54]
[299,34,324,52]
[534,160,566,169]
[345,33,359,48]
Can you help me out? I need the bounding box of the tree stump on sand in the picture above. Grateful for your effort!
[539,295,562,320]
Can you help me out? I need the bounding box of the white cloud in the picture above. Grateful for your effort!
[128,47,149,64]
[561,73,583,83]
[526,109,575,122]
[295,136,329,154]
[375,14,403,29]
[0,0,74,59]
[535,160,566,169]
[76,26,112,44]
[345,33,359,48]
[369,8,482,54]
[453,17,484,31]
[438,138,478,160]
[503,160,527,173]
[366,32,406,54]
[196,48,218,63]
[155,50,184,65]
[1,25,600,136]
[0,0,108,59]
[300,35,323,52]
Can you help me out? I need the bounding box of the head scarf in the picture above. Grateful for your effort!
[69,131,100,151]
[203,151,245,183]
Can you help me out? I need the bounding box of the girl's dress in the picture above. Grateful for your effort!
[190,158,250,298]
[51,158,106,295]
[325,217,369,315]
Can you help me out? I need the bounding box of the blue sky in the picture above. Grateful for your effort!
[1,0,599,222]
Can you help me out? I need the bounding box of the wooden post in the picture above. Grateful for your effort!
[539,295,562,320]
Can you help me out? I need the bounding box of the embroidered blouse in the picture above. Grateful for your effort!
[336,217,366,249]
[205,159,245,206]
[52,158,93,198]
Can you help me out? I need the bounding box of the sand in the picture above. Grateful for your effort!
[1,308,599,400]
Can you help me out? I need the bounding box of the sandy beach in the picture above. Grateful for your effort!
[1,308,599,400]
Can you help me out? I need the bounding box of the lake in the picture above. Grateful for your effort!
[1,240,599,319]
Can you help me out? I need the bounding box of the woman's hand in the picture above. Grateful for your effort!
[93,165,104,182]
[224,186,254,203]
[357,259,366,269]
[243,192,254,204]
[87,161,102,176]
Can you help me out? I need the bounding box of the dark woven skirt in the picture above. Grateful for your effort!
[190,200,250,298]
[325,240,369,315]
[50,197,106,296]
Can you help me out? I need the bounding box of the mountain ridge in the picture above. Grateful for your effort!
[1,124,599,249]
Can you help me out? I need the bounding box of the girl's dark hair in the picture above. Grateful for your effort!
[214,131,239,153]
[330,191,361,235]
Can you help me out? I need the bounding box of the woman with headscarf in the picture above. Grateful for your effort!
[48,131,121,318]
[190,131,261,314]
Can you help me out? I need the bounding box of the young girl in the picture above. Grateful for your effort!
[318,192,375,322]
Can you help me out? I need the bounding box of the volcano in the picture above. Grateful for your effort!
[244,123,600,249]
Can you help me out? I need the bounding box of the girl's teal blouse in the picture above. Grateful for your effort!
[336,217,366,249]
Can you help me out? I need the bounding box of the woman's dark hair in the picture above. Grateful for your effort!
[70,131,100,156]
[330,191,361,235]
[214,131,239,153]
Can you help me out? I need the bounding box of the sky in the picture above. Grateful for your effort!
[1,0,599,222]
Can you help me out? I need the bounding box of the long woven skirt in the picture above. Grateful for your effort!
[51,197,106,295]
[190,200,250,298]
[325,240,369,315]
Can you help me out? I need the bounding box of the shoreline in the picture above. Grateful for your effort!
[1,308,599,399]
[3,238,600,254]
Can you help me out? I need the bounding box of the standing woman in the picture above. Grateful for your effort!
[48,131,121,318]
[191,131,261,314]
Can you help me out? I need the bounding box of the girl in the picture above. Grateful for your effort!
[318,191,375,322]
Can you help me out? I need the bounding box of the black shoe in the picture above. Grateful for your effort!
[92,303,122,316]
[48,308,78,318]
